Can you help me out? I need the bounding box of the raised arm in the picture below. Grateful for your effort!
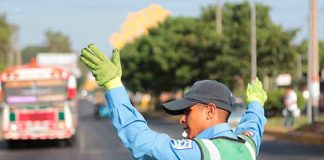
[80,44,200,160]
[234,78,267,154]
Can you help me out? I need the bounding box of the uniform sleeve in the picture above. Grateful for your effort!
[234,101,267,154]
[105,86,201,160]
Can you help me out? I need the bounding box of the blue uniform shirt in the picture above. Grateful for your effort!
[105,86,267,160]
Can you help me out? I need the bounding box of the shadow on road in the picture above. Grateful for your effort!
[0,139,75,150]
[260,138,324,158]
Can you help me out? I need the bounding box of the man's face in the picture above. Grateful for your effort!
[179,103,208,139]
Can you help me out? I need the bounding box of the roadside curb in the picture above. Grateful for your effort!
[264,127,324,145]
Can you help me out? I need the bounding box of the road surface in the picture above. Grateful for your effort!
[0,99,322,160]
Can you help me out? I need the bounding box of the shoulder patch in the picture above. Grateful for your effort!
[241,130,255,138]
[171,139,193,150]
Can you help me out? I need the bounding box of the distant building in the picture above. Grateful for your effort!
[37,53,81,78]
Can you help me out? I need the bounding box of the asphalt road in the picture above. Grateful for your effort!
[0,99,323,160]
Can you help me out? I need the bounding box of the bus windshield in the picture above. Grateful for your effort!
[3,79,67,105]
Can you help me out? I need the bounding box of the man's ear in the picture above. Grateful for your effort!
[206,103,216,119]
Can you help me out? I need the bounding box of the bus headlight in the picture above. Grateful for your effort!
[10,124,18,131]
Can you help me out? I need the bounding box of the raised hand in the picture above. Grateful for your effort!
[80,44,122,90]
[246,78,267,106]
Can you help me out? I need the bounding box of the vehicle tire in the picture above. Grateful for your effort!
[66,135,76,146]
[6,140,20,149]
[59,134,77,147]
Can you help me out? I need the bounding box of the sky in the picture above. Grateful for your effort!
[0,0,323,55]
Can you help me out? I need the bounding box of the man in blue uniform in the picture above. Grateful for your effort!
[80,44,267,160]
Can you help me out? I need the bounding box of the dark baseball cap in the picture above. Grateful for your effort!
[162,80,235,115]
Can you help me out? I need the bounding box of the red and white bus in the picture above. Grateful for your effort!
[0,62,77,147]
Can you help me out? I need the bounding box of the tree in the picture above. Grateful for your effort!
[122,17,208,94]
[0,15,11,71]
[21,46,46,64]
[319,41,324,70]
[121,2,303,95]
[45,30,72,52]
[296,40,324,76]
[22,30,72,64]
[201,2,299,88]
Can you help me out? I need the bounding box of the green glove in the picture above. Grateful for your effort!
[246,78,267,106]
[80,44,122,90]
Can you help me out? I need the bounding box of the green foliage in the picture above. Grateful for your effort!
[319,41,324,70]
[264,88,306,117]
[0,15,11,71]
[295,40,324,77]
[22,46,46,64]
[122,17,208,93]
[120,1,306,97]
[45,30,72,52]
[264,88,286,116]
[296,90,306,111]
[22,30,72,64]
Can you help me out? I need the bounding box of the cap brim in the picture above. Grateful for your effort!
[162,98,198,115]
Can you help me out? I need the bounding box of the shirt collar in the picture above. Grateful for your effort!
[195,123,236,139]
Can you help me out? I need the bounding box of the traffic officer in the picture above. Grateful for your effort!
[80,44,267,160]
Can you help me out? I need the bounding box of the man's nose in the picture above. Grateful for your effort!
[179,115,186,124]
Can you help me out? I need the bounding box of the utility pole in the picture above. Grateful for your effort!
[8,25,21,66]
[216,0,222,36]
[307,0,319,123]
[7,48,14,68]
[13,26,21,65]
[250,0,257,81]
[8,25,16,67]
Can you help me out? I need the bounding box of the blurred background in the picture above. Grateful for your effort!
[0,0,324,159]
